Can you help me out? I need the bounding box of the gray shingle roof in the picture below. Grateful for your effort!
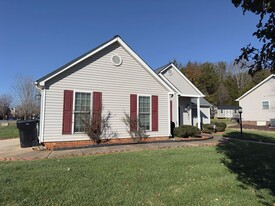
[154,62,172,74]
[191,98,212,107]
[36,36,122,84]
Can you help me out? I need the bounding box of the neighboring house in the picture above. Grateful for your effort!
[215,106,239,119]
[191,98,212,125]
[236,74,275,126]
[155,63,205,129]
[35,36,174,145]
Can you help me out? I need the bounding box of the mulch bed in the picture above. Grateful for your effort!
[228,124,275,131]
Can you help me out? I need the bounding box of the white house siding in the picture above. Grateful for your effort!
[239,77,275,123]
[216,109,238,119]
[192,107,211,125]
[170,94,179,126]
[162,67,201,96]
[42,43,169,142]
[178,97,191,125]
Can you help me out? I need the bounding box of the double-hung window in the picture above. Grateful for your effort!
[74,92,91,132]
[262,101,269,110]
[138,96,150,130]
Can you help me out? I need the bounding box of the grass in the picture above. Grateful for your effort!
[224,128,275,143]
[0,145,274,205]
[0,125,18,140]
[211,118,236,125]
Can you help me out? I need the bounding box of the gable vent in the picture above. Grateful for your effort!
[112,55,122,66]
[167,69,173,76]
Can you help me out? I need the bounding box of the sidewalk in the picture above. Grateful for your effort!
[0,136,221,161]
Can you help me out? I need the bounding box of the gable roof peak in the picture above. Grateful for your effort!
[236,74,275,101]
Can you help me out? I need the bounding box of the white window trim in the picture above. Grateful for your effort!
[72,90,93,134]
[137,94,152,131]
[262,100,270,110]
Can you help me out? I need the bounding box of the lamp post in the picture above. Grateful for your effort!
[239,107,243,137]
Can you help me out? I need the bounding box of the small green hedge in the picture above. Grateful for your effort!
[174,125,201,138]
[202,124,215,134]
[214,122,227,132]
[202,122,227,133]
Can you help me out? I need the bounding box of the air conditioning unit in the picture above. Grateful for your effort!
[270,119,275,127]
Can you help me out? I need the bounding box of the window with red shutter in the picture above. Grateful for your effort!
[74,92,91,132]
[151,95,158,131]
[62,90,73,134]
[92,92,102,131]
[130,94,137,132]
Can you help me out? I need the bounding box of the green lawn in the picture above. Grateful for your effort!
[0,125,18,140]
[224,128,275,143]
[211,118,236,125]
[1,144,274,205]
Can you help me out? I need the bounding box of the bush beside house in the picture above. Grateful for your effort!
[202,122,227,133]
[174,125,201,138]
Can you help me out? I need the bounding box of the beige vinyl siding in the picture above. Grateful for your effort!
[192,107,211,125]
[216,109,237,118]
[178,97,191,125]
[170,94,179,126]
[239,77,275,122]
[162,67,201,96]
[42,43,169,142]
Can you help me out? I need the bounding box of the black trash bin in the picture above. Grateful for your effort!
[17,120,39,148]
[170,121,175,138]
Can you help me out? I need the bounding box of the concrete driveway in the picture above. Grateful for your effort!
[0,138,51,160]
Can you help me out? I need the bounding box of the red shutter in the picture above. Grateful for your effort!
[152,95,158,131]
[130,94,137,132]
[170,100,173,121]
[62,90,73,134]
[92,92,102,129]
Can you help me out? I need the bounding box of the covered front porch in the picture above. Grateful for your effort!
[170,95,203,129]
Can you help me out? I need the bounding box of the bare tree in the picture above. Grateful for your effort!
[0,94,13,119]
[13,76,40,119]
[227,62,252,94]
[84,109,117,144]
[122,112,149,143]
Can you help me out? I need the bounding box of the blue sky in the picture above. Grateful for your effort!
[0,0,260,95]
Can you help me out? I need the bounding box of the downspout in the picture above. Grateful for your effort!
[35,82,45,143]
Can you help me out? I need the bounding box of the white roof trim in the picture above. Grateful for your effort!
[236,74,275,101]
[39,37,119,86]
[179,94,205,98]
[38,36,173,93]
[158,63,204,97]
[158,73,181,94]
[116,38,173,93]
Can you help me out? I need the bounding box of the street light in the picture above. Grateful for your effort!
[239,107,243,137]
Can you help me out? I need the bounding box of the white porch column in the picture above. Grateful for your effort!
[176,94,179,127]
[197,97,201,130]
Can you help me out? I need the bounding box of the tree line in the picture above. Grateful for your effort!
[176,61,271,106]
[0,76,40,120]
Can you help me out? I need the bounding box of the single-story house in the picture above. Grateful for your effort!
[214,105,239,119]
[35,36,207,147]
[236,74,275,126]
[155,63,206,128]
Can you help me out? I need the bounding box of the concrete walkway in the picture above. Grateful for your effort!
[1,136,274,161]
[0,137,221,161]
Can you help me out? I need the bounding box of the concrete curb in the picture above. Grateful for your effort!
[0,136,218,161]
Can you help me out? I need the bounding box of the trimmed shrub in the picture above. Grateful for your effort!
[214,122,227,132]
[202,124,216,134]
[174,125,201,138]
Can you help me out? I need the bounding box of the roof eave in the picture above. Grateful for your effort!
[235,74,275,101]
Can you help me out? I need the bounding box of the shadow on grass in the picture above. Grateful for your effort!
[217,137,275,205]
[224,131,275,143]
